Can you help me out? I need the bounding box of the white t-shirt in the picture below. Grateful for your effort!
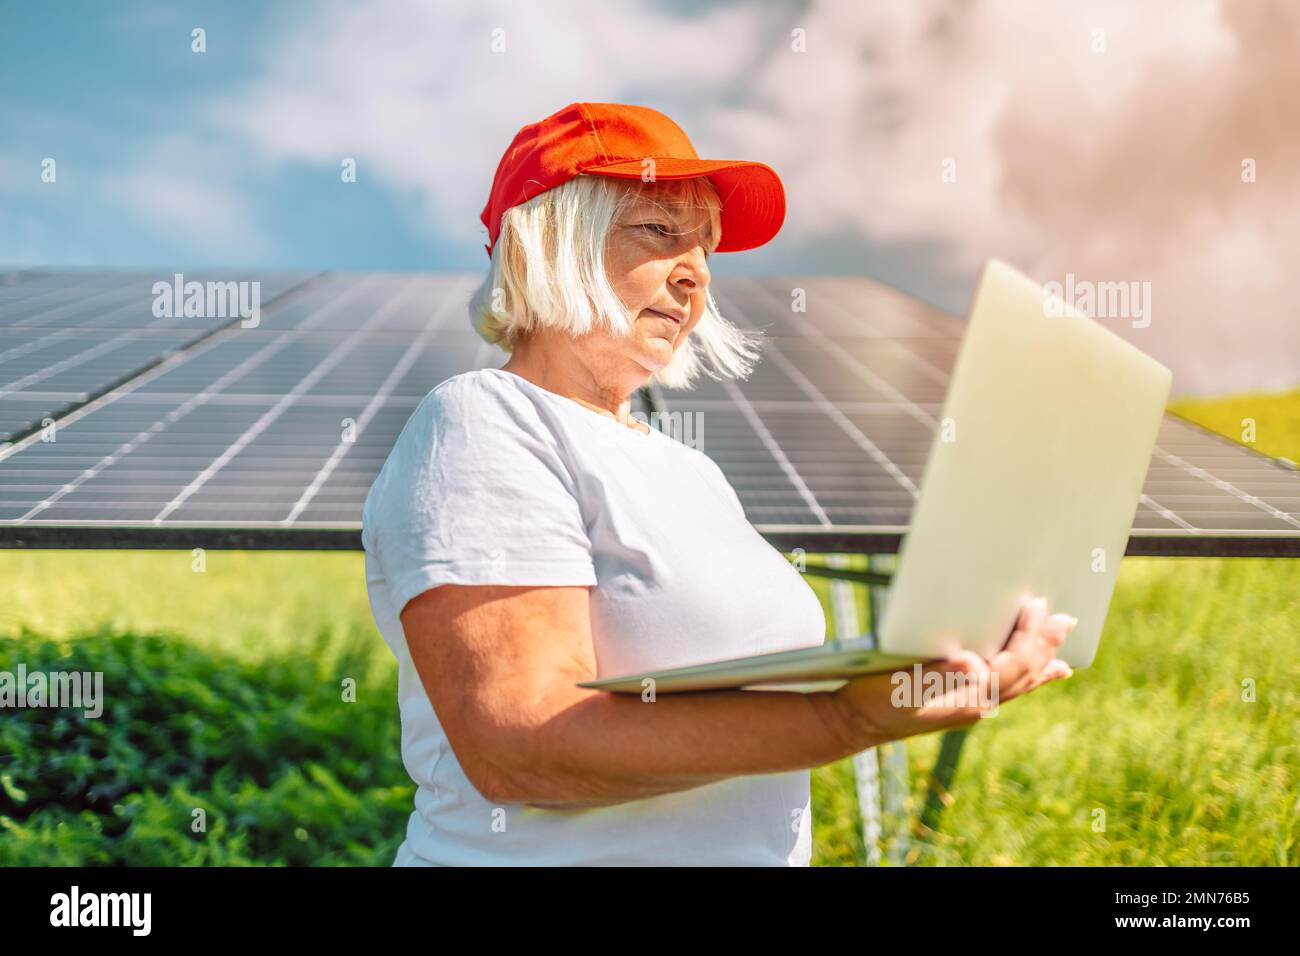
[361,366,827,866]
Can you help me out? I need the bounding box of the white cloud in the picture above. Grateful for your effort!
[208,0,1300,395]
[100,136,270,257]
[746,0,1300,395]
[210,0,770,246]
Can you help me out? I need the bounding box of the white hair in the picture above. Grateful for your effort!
[468,174,764,390]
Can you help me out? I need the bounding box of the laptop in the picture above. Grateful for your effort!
[578,258,1173,694]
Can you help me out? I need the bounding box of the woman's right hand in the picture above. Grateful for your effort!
[832,595,1076,746]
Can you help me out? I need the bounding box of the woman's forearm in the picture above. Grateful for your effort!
[493,681,887,808]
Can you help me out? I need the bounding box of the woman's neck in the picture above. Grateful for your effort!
[501,347,648,433]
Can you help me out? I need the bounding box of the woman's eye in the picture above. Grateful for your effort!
[639,222,671,235]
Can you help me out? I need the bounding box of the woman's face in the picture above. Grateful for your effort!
[601,191,714,378]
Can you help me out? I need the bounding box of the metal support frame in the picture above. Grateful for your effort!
[804,552,967,864]
[920,726,970,834]
[811,553,915,865]
[822,553,880,865]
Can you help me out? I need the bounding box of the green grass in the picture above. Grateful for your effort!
[1,387,1297,865]
[811,555,1300,865]
[1169,386,1300,465]
[0,552,408,865]
[0,626,407,865]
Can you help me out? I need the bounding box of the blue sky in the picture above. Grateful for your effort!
[1,0,936,284]
[2,0,1298,395]
[1,1,441,273]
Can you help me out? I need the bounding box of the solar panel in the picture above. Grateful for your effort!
[1,271,1296,555]
[0,270,318,443]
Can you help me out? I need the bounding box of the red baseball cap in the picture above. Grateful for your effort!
[480,102,786,258]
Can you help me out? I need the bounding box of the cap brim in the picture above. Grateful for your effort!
[581,156,785,253]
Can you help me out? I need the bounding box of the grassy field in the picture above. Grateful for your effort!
[1,387,1297,865]
[1168,385,1300,465]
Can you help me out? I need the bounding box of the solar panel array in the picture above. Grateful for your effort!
[0,270,313,443]
[1,271,1297,555]
[655,278,1300,554]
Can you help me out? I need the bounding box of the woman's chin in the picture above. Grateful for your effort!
[632,339,675,372]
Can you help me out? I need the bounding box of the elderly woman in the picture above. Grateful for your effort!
[362,102,1075,866]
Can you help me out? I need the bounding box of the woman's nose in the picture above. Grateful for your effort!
[675,246,710,290]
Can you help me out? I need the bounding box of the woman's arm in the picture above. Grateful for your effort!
[400,584,1073,808]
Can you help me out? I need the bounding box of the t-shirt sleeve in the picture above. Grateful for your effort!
[365,377,598,616]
